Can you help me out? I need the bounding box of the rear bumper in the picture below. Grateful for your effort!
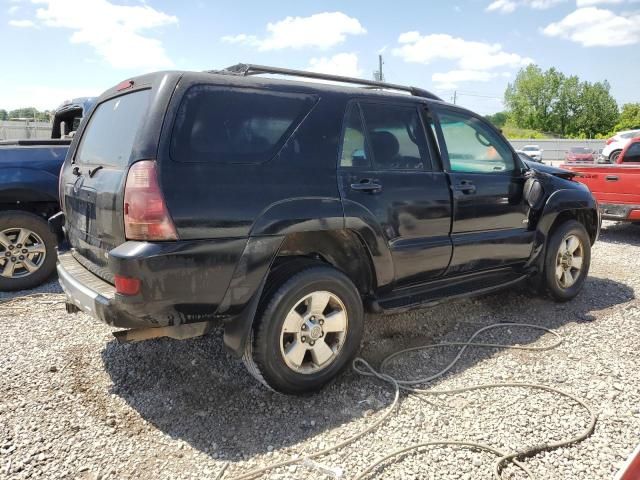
[600,203,640,221]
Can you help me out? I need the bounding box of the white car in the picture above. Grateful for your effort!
[603,129,640,163]
[521,145,543,162]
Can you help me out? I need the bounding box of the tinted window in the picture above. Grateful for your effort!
[623,142,640,162]
[360,103,430,170]
[339,104,369,168]
[522,146,538,152]
[437,110,514,173]
[76,90,150,167]
[570,147,592,154]
[171,86,316,164]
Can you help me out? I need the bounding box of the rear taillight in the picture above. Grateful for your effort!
[123,160,178,241]
[114,274,141,296]
[606,137,614,145]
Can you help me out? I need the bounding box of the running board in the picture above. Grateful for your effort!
[113,320,219,343]
[377,271,528,313]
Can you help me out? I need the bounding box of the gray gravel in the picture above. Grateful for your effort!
[2,221,640,480]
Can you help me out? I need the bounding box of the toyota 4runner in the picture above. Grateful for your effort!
[52,64,600,394]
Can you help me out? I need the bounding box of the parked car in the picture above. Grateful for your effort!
[0,98,94,291]
[564,147,595,163]
[603,129,640,163]
[521,145,543,162]
[53,65,599,394]
[561,137,640,223]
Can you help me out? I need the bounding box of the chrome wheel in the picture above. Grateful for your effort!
[279,291,348,374]
[555,234,584,288]
[0,228,47,279]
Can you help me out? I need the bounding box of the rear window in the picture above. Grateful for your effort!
[171,86,316,164]
[76,90,151,167]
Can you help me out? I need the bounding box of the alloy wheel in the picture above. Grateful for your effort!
[279,291,348,374]
[555,234,584,289]
[0,228,47,279]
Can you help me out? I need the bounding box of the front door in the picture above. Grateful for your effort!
[432,106,533,275]
[338,101,452,288]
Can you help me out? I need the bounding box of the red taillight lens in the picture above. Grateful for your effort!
[114,274,141,296]
[123,160,178,241]
[606,137,614,145]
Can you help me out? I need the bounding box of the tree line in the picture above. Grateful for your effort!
[486,64,639,139]
[0,108,52,122]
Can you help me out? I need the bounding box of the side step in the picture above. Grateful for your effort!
[113,320,219,343]
[377,270,528,313]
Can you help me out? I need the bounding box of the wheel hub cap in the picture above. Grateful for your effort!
[0,227,47,279]
[555,234,583,289]
[279,291,348,374]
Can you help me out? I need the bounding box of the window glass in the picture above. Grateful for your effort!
[623,143,640,162]
[360,103,430,170]
[171,86,316,163]
[76,90,150,167]
[339,104,369,168]
[437,110,514,173]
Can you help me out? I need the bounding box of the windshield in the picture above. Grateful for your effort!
[522,146,538,152]
[570,147,592,154]
[75,89,151,167]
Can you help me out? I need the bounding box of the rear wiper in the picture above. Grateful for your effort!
[88,165,103,178]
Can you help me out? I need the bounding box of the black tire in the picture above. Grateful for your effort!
[243,265,364,395]
[609,150,622,163]
[0,211,57,291]
[543,219,591,302]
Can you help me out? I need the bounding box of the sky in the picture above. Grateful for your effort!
[0,0,638,115]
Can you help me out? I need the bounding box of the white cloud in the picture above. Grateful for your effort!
[8,5,20,14]
[487,0,518,13]
[307,53,363,78]
[13,0,178,69]
[222,12,366,51]
[576,0,622,5]
[392,33,533,71]
[9,19,35,28]
[543,7,640,46]
[487,0,566,12]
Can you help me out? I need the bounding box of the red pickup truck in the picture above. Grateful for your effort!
[561,138,640,223]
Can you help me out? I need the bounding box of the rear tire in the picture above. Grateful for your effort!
[609,150,622,163]
[243,265,364,394]
[0,211,57,291]
[542,220,591,302]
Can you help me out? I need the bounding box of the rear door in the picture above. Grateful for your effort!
[432,106,532,275]
[338,101,452,287]
[62,89,152,278]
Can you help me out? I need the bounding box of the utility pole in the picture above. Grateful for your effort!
[373,54,385,82]
[452,90,457,105]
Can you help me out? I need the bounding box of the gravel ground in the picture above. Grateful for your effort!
[1,221,640,480]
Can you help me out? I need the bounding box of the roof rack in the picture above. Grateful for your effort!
[211,63,442,101]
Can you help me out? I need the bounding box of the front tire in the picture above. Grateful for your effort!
[543,220,591,302]
[0,211,57,292]
[243,265,364,394]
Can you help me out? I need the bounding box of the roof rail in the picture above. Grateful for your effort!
[210,63,442,101]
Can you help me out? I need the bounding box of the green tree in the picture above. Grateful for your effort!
[614,103,640,131]
[8,107,50,122]
[0,109,7,121]
[504,64,619,137]
[576,81,619,138]
[485,111,508,128]
[553,75,581,136]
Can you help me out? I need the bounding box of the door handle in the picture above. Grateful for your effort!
[451,181,476,194]
[605,175,618,182]
[350,179,382,193]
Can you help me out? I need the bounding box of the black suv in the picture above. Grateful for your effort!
[53,64,600,394]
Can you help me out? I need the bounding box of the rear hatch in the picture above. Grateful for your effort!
[60,76,173,282]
